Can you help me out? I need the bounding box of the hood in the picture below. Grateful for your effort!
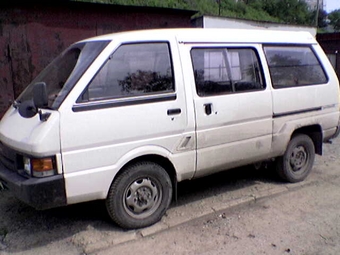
[0,106,60,157]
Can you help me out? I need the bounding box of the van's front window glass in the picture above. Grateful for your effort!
[264,46,328,88]
[17,41,109,109]
[191,48,264,97]
[82,42,174,101]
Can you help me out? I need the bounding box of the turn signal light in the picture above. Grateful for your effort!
[31,158,54,172]
[24,157,56,177]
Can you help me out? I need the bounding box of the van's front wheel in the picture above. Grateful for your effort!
[276,134,315,183]
[106,161,172,229]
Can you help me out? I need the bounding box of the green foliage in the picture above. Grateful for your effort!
[218,0,279,22]
[73,0,320,26]
[254,0,311,25]
[328,9,340,31]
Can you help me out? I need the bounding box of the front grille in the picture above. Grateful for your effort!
[0,142,20,172]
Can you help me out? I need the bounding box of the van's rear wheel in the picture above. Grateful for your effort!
[106,161,172,229]
[276,134,315,183]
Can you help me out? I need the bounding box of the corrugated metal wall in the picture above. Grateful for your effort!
[0,2,195,118]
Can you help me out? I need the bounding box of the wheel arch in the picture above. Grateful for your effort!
[115,154,178,201]
[291,124,322,155]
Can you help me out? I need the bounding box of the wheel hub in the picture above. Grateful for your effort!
[136,187,152,206]
[290,146,307,171]
[124,178,160,217]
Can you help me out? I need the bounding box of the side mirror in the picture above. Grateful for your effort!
[33,82,48,108]
[18,82,50,120]
[18,99,37,118]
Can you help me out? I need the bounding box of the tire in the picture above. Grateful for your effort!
[106,161,172,229]
[253,161,263,170]
[276,134,315,183]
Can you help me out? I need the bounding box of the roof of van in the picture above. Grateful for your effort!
[83,28,316,45]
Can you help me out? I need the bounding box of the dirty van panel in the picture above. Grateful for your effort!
[265,45,339,122]
[190,46,273,177]
[60,40,190,204]
[264,44,340,155]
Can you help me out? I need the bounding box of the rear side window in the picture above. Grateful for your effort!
[264,45,328,88]
[81,42,174,101]
[191,48,264,97]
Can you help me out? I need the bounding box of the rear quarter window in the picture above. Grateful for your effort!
[264,45,328,88]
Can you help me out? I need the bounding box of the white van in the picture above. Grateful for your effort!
[0,28,339,229]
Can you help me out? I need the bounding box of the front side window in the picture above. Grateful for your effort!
[81,42,174,101]
[264,45,328,88]
[191,48,264,97]
[17,41,109,109]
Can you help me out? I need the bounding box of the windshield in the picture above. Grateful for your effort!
[17,40,110,109]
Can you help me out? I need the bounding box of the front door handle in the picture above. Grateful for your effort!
[167,108,181,116]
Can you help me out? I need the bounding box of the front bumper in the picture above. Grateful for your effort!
[0,161,67,210]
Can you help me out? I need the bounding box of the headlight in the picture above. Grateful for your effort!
[23,157,31,176]
[23,156,56,177]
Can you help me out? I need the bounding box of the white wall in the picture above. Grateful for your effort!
[193,16,317,37]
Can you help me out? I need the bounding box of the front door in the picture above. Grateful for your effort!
[59,40,192,202]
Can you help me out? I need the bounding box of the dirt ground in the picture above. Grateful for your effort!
[1,137,340,255]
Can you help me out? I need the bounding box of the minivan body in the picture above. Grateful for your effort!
[0,28,339,229]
